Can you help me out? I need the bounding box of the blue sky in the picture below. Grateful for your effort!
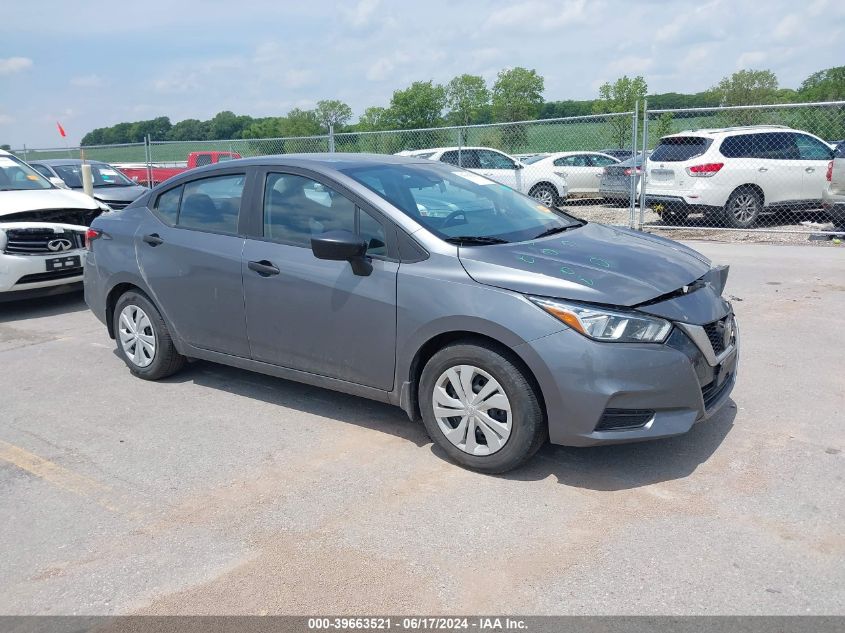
[2,0,843,147]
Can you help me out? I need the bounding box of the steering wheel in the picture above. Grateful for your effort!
[441,210,467,229]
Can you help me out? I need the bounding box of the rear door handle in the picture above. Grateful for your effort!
[248,260,280,277]
[758,167,769,172]
[805,167,815,173]
[143,233,164,246]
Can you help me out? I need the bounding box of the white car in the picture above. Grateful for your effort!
[644,125,835,227]
[402,147,569,207]
[0,150,109,301]
[524,152,620,197]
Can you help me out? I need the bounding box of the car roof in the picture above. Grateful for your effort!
[661,125,798,139]
[27,158,110,166]
[405,146,513,154]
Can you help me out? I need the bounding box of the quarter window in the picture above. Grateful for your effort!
[589,155,618,167]
[794,134,833,160]
[154,186,182,224]
[477,150,517,169]
[177,174,244,233]
[554,155,589,167]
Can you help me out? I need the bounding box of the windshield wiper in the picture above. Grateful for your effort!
[444,235,510,245]
[533,223,582,239]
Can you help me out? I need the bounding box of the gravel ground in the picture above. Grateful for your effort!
[0,242,843,616]
[563,198,845,246]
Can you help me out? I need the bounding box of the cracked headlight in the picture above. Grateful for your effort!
[530,297,672,343]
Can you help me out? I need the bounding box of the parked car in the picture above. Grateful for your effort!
[402,147,568,207]
[599,153,648,204]
[29,159,149,210]
[525,152,619,197]
[644,125,835,228]
[822,145,845,226]
[0,149,109,301]
[114,151,241,187]
[600,149,639,161]
[85,153,738,473]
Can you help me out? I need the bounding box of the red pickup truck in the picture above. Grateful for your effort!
[115,151,241,187]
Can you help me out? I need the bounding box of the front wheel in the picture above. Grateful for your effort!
[114,290,185,380]
[419,342,546,473]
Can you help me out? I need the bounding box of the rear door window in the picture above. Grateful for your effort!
[753,133,799,160]
[719,134,755,158]
[650,137,712,162]
[177,174,244,234]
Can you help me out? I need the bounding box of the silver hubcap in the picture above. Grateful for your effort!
[432,365,512,456]
[731,194,757,222]
[118,305,156,368]
[533,188,555,207]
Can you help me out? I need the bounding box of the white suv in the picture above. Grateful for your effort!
[644,126,835,227]
[0,150,109,301]
[401,147,568,207]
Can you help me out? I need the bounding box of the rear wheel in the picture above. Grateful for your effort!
[114,290,185,380]
[419,342,546,473]
[722,188,762,228]
[529,184,558,208]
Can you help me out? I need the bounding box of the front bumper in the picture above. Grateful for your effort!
[0,249,85,294]
[515,319,738,447]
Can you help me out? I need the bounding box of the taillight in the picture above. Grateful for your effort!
[623,167,641,176]
[85,228,102,250]
[686,162,724,177]
[827,161,833,182]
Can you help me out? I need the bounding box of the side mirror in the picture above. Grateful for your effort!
[49,177,68,189]
[311,230,372,275]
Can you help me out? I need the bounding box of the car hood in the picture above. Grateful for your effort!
[0,188,101,215]
[458,222,712,307]
[90,185,149,203]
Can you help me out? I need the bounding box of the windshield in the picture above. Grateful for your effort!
[341,161,582,244]
[53,163,135,188]
[0,154,54,191]
[520,155,547,165]
[651,136,712,162]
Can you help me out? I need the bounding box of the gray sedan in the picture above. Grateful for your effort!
[84,154,738,473]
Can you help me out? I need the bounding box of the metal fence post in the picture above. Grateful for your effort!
[144,135,153,188]
[629,101,639,229]
[328,125,335,153]
[22,144,27,161]
[457,127,463,168]
[638,100,649,231]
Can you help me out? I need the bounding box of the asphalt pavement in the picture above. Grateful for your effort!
[0,241,843,615]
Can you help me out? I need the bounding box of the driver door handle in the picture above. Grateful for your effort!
[805,167,815,173]
[758,167,769,172]
[142,233,164,246]
[248,260,280,277]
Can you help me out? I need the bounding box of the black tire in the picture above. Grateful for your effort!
[529,184,559,208]
[722,187,762,228]
[418,341,546,474]
[113,290,185,380]
[661,208,689,225]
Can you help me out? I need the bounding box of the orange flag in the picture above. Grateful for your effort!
[57,121,67,137]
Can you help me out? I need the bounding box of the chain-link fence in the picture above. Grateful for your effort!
[11,100,845,236]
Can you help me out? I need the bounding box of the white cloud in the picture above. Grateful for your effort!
[736,51,768,68]
[0,57,33,75]
[606,56,654,75]
[366,57,395,82]
[773,14,802,41]
[70,74,104,88]
[346,0,380,27]
[484,0,589,32]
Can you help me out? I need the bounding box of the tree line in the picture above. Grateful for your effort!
[76,65,845,146]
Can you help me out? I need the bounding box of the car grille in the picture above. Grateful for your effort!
[703,316,731,355]
[3,228,86,255]
[15,268,83,284]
